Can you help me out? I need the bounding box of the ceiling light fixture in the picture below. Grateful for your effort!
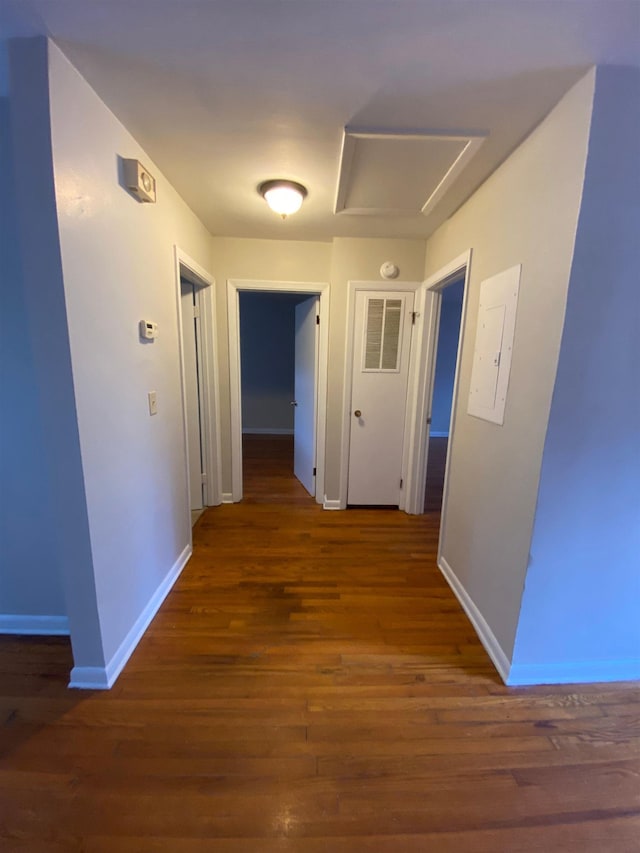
[258,179,307,218]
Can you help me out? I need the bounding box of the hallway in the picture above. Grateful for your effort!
[242,434,310,505]
[0,437,638,849]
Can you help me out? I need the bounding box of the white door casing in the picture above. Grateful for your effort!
[180,282,204,511]
[402,250,472,522]
[174,246,222,532]
[347,289,415,506]
[227,279,329,504]
[294,296,319,495]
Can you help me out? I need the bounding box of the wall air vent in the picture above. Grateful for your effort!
[364,297,403,372]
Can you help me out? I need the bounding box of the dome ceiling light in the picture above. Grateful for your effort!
[258,179,308,219]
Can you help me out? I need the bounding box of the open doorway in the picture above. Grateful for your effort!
[239,291,318,502]
[423,278,465,513]
[175,248,222,529]
[400,250,471,519]
[180,278,206,524]
[227,279,329,505]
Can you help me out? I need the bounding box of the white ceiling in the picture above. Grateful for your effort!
[1,1,639,242]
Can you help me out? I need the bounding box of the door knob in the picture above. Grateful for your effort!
[354,410,362,418]
[290,401,298,407]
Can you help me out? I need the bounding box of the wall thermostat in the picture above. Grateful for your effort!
[123,159,157,203]
[380,261,399,280]
[139,320,158,340]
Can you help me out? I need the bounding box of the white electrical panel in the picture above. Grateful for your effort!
[139,319,158,340]
[467,265,521,425]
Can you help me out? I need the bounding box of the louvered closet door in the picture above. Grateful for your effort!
[347,290,415,506]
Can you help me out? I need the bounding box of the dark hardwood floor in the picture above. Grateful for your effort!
[242,434,310,504]
[1,435,638,850]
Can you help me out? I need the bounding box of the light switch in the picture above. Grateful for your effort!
[148,391,158,415]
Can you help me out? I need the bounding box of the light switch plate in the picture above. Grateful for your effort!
[148,391,158,415]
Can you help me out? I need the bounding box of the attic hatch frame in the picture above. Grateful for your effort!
[334,128,486,217]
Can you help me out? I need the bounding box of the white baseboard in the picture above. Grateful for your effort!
[69,544,192,690]
[67,666,110,689]
[438,555,511,683]
[438,557,640,687]
[508,659,640,686]
[0,614,70,636]
[430,431,449,438]
[323,497,343,511]
[242,428,293,435]
[221,492,234,504]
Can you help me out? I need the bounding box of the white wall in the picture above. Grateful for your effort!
[423,70,596,663]
[46,39,214,673]
[0,93,67,626]
[7,37,215,682]
[510,66,640,683]
[8,39,103,664]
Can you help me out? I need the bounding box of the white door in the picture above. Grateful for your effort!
[347,290,415,505]
[180,282,204,511]
[293,296,318,495]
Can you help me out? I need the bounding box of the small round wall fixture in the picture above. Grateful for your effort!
[380,261,400,280]
[259,179,308,218]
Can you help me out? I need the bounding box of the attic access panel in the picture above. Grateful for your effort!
[467,265,521,426]
[334,129,485,217]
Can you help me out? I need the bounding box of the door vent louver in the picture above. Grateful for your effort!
[364,298,402,371]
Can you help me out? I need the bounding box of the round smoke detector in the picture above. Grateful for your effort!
[380,261,399,280]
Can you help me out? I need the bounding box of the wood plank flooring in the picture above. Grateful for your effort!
[1,435,639,850]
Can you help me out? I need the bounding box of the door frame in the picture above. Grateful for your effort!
[179,279,206,511]
[403,250,472,519]
[227,279,330,504]
[174,246,223,529]
[294,295,321,496]
[339,280,422,510]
